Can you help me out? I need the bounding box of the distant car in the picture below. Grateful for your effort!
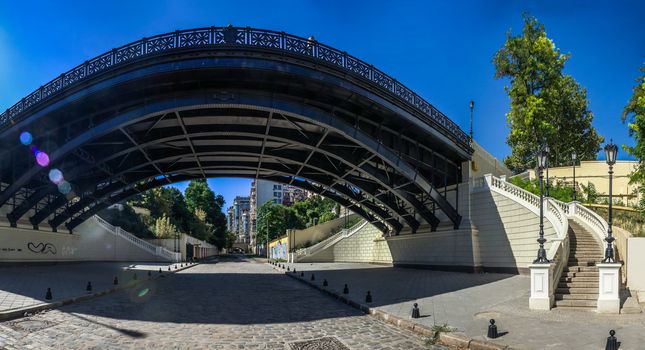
[231,248,244,254]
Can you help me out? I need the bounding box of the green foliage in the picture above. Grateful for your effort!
[580,182,599,204]
[291,196,339,227]
[184,179,228,248]
[154,215,178,239]
[510,176,576,203]
[494,14,602,173]
[425,323,455,346]
[97,204,153,238]
[622,65,645,207]
[256,201,305,245]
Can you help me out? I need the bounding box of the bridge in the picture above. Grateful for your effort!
[0,26,471,235]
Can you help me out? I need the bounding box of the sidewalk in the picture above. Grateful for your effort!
[283,262,645,350]
[0,261,191,315]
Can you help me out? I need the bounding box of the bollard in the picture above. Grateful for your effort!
[86,281,92,292]
[113,276,119,285]
[133,273,137,280]
[487,319,498,339]
[412,303,420,318]
[605,330,618,350]
[293,268,296,273]
[343,284,349,294]
[174,265,177,269]
[301,271,304,277]
[311,273,315,281]
[168,266,171,271]
[159,268,162,274]
[148,270,152,278]
[323,279,328,287]
[181,263,184,267]
[287,266,290,271]
[365,291,372,303]
[45,287,52,300]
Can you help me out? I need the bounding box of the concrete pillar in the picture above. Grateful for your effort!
[597,262,622,313]
[529,263,554,310]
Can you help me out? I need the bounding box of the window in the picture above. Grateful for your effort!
[274,191,281,197]
[273,184,282,190]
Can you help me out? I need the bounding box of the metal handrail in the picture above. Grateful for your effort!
[297,219,367,257]
[0,26,470,150]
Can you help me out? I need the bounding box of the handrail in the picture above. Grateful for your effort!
[296,219,367,258]
[93,215,179,261]
[0,26,470,151]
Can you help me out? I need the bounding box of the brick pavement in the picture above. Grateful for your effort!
[284,262,645,350]
[0,257,439,350]
[0,262,185,312]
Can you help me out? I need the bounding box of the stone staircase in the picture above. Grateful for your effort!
[554,220,603,309]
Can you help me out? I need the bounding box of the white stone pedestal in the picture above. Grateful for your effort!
[597,262,622,313]
[529,263,554,310]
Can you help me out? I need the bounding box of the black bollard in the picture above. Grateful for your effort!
[343,284,349,294]
[86,281,92,292]
[113,276,119,285]
[181,263,183,267]
[168,266,171,271]
[287,266,290,271]
[174,265,177,269]
[606,330,618,350]
[293,268,296,273]
[412,303,420,318]
[301,271,304,277]
[487,319,498,339]
[365,291,372,303]
[159,268,162,274]
[148,270,152,278]
[133,273,137,280]
[323,279,328,287]
[311,273,315,281]
[45,287,52,300]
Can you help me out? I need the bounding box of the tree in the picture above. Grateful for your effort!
[97,204,153,238]
[154,215,178,239]
[256,201,304,245]
[494,14,602,173]
[621,65,645,207]
[185,179,228,248]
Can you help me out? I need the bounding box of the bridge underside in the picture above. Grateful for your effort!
[0,31,470,235]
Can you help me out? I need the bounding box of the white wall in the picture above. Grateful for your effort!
[0,220,164,262]
[627,238,645,291]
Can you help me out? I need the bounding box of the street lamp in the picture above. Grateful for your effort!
[603,141,618,263]
[544,144,550,197]
[469,100,474,143]
[571,151,577,201]
[534,146,550,264]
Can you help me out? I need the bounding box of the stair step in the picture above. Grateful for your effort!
[556,287,598,294]
[558,282,599,288]
[564,272,597,279]
[555,293,598,300]
[554,299,597,308]
[564,267,598,272]
[560,276,597,282]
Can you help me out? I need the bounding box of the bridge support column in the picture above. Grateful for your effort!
[529,263,554,310]
[597,262,621,313]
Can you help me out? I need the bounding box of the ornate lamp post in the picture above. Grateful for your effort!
[469,100,474,143]
[571,151,577,201]
[603,141,618,263]
[534,146,550,264]
[544,145,550,197]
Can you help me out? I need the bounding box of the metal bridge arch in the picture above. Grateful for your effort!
[0,26,472,235]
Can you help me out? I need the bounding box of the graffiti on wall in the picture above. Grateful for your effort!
[27,242,57,254]
[270,239,288,260]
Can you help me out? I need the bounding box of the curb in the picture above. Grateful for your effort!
[278,265,513,350]
[0,262,201,322]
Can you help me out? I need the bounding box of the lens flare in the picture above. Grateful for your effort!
[35,151,50,167]
[20,132,33,145]
[137,288,150,298]
[48,168,64,184]
[58,181,72,195]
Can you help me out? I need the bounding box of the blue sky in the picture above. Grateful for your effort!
[1,1,643,208]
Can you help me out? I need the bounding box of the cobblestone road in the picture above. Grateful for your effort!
[0,257,433,350]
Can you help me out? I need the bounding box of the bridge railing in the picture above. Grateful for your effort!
[0,26,470,150]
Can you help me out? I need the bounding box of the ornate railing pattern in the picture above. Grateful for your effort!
[0,26,470,150]
[93,215,180,261]
[489,175,541,209]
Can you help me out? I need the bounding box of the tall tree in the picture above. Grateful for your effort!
[494,14,602,172]
[256,201,304,245]
[184,179,228,248]
[621,65,645,205]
